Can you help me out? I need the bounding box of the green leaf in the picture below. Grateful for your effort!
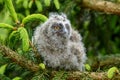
[35,0,42,12]
[8,31,19,48]
[52,71,68,80]
[31,71,48,80]
[25,9,30,16]
[18,27,29,51]
[110,15,117,29]
[0,28,10,44]
[0,23,14,30]
[9,31,18,41]
[44,0,51,7]
[12,77,22,80]
[107,67,119,79]
[28,0,33,8]
[22,14,48,25]
[54,0,60,10]
[0,64,7,75]
[39,63,45,70]
[5,0,18,23]
[83,21,90,29]
[23,0,29,9]
[0,74,11,80]
[85,64,91,71]
[16,0,23,4]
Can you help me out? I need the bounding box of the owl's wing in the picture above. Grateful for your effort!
[70,30,82,42]
[68,41,87,71]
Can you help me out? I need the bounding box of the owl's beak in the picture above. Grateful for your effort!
[57,29,67,35]
[57,31,68,39]
[63,28,68,34]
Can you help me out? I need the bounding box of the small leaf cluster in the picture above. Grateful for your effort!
[52,71,68,80]
[107,67,119,79]
[0,64,22,80]
[0,0,48,52]
[15,0,60,15]
[0,0,48,79]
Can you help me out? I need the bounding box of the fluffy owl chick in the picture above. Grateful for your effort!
[32,13,87,71]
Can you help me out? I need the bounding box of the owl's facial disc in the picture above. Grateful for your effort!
[51,23,68,38]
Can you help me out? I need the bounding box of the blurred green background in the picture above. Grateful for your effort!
[1,0,119,56]
[0,0,120,79]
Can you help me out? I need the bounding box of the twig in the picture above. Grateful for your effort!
[83,0,120,15]
[0,44,39,72]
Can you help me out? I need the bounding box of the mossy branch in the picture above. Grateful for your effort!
[0,44,120,79]
[0,44,39,72]
[92,55,120,71]
[5,0,19,23]
[83,0,120,15]
[67,71,120,80]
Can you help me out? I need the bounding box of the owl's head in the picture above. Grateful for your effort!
[44,13,72,40]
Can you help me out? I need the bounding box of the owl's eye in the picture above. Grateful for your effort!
[54,26,60,31]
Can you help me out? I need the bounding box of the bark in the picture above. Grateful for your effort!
[83,0,120,15]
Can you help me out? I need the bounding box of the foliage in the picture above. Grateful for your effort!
[107,67,119,79]
[52,71,68,80]
[39,63,46,70]
[12,77,22,80]
[85,64,91,71]
[0,64,7,75]
[0,0,120,79]
[18,27,29,51]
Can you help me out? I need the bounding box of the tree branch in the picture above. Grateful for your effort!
[67,71,120,80]
[83,0,120,15]
[92,56,120,71]
[0,44,39,72]
[0,44,120,79]
[51,71,120,80]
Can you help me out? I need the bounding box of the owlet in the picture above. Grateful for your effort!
[32,13,87,71]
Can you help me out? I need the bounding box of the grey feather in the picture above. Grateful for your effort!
[32,13,87,71]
